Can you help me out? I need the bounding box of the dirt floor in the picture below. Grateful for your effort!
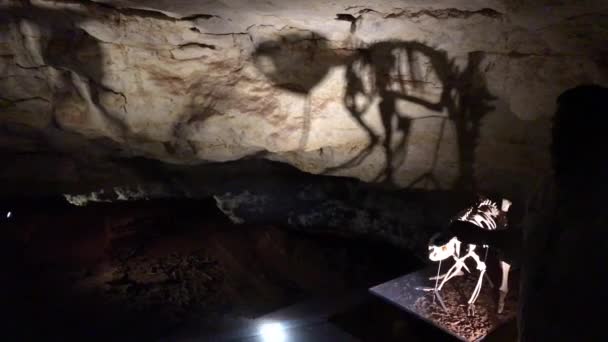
[0,198,421,341]
[413,269,518,341]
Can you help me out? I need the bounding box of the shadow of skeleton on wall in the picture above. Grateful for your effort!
[2,4,128,140]
[253,33,496,191]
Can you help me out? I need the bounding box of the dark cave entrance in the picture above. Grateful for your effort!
[0,197,431,341]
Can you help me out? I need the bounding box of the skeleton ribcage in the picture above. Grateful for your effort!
[456,200,503,231]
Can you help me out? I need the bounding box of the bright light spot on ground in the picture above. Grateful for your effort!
[259,322,287,342]
[6,211,10,219]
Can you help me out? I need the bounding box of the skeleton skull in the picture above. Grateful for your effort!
[501,199,512,212]
[428,235,458,261]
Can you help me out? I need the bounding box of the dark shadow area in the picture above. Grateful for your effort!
[1,1,222,179]
[1,3,128,137]
[519,84,608,341]
[253,33,495,190]
[551,85,608,195]
[330,295,459,342]
[0,197,419,341]
[253,33,342,150]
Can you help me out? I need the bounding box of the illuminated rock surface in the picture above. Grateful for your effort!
[2,2,606,341]
[2,0,606,198]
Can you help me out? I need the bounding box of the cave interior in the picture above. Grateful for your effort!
[1,0,607,341]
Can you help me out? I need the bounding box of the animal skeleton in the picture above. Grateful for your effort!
[427,197,512,315]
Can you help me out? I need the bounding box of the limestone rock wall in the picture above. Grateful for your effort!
[1,0,607,198]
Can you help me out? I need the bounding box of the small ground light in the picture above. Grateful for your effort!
[259,322,286,342]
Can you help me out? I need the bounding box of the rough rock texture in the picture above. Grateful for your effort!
[1,0,606,200]
[49,159,474,260]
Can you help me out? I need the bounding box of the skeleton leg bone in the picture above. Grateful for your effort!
[437,256,470,291]
[430,255,469,281]
[482,246,495,288]
[413,260,450,313]
[437,248,474,291]
[469,266,486,303]
[429,239,467,281]
[436,263,460,291]
[429,269,465,280]
[466,245,487,315]
[497,260,511,314]
[443,260,469,284]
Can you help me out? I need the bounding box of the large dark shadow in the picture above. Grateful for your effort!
[253,33,496,190]
[519,84,608,341]
[252,33,342,150]
[1,3,127,137]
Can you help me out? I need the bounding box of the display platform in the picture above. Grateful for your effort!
[370,266,518,341]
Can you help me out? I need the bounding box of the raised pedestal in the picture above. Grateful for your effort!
[370,266,518,341]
